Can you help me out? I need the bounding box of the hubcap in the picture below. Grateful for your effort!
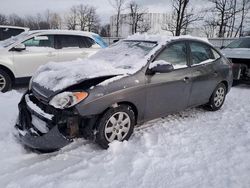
[0,74,6,91]
[214,87,225,107]
[104,112,131,142]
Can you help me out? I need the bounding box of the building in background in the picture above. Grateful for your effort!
[110,13,168,37]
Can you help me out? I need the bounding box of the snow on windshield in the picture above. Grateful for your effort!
[90,40,157,70]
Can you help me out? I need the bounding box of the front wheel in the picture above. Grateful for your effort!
[205,83,227,111]
[0,69,12,92]
[95,105,135,149]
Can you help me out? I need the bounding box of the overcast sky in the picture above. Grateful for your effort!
[0,0,174,24]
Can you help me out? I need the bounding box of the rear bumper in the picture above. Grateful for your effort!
[15,93,73,151]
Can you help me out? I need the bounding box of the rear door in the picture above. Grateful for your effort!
[144,41,193,121]
[187,41,222,107]
[13,34,58,77]
[56,35,100,62]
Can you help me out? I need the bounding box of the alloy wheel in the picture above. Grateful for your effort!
[214,87,225,107]
[104,112,131,142]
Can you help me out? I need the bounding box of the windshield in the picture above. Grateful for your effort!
[92,34,108,48]
[90,40,157,70]
[226,38,250,49]
[0,31,29,48]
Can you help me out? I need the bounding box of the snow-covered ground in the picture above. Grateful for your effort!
[0,86,250,188]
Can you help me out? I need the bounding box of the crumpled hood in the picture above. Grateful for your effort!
[221,48,250,59]
[32,58,131,93]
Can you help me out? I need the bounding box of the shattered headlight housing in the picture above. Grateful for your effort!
[49,91,88,109]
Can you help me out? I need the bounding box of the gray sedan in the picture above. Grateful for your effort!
[15,36,233,151]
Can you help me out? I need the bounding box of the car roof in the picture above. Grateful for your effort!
[126,34,211,46]
[0,25,29,31]
[27,29,98,37]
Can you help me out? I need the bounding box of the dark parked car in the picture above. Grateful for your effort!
[221,37,250,85]
[15,36,233,152]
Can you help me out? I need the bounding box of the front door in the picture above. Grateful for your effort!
[144,41,193,121]
[13,35,57,78]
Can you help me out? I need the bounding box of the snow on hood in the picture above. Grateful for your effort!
[33,34,209,92]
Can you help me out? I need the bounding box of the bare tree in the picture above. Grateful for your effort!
[235,0,250,36]
[208,0,235,37]
[163,0,201,36]
[100,24,111,37]
[86,6,100,32]
[77,4,90,31]
[0,14,8,25]
[8,14,25,27]
[126,1,150,34]
[109,0,127,37]
[202,15,218,38]
[66,6,78,30]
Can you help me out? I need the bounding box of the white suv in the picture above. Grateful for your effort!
[0,30,107,92]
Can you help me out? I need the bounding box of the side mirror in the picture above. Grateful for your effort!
[14,43,26,51]
[148,63,174,74]
[113,39,119,43]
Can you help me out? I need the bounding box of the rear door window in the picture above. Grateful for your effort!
[56,35,96,49]
[189,42,217,65]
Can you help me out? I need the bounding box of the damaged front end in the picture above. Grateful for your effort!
[15,91,83,152]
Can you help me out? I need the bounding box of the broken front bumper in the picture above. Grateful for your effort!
[15,93,74,152]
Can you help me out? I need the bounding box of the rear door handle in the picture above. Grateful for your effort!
[47,52,56,57]
[213,71,218,77]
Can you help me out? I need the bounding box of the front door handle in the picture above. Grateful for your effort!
[183,77,190,83]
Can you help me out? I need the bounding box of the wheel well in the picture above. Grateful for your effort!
[221,81,228,93]
[99,101,139,125]
[117,101,138,124]
[0,65,15,83]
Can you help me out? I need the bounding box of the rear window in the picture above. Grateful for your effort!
[0,28,25,41]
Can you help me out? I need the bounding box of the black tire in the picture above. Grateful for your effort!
[95,104,135,149]
[0,69,12,92]
[205,83,227,111]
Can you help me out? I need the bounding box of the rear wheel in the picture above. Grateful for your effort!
[95,105,135,149]
[204,83,226,111]
[0,69,12,92]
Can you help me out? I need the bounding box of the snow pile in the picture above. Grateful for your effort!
[0,87,250,187]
